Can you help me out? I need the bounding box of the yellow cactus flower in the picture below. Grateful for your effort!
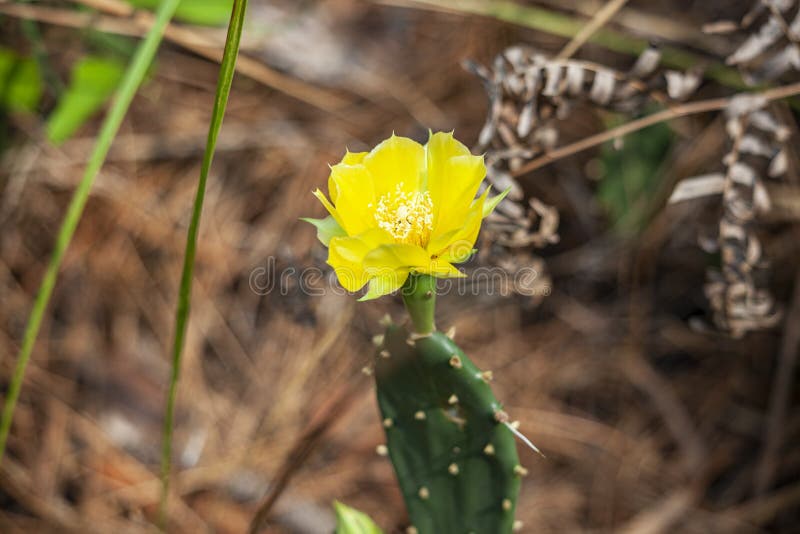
[303,132,507,300]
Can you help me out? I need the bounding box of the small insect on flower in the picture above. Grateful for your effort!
[303,132,508,300]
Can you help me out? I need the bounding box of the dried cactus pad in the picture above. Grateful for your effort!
[375,324,521,534]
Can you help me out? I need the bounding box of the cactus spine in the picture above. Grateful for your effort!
[374,275,522,533]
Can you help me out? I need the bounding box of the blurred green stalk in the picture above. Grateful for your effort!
[159,0,248,527]
[0,0,181,463]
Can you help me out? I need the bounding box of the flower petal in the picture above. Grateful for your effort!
[329,150,368,203]
[436,189,490,264]
[425,130,470,203]
[342,150,367,165]
[417,258,466,278]
[363,134,425,198]
[359,270,410,301]
[364,243,431,272]
[328,228,391,291]
[313,188,345,230]
[329,163,376,235]
[429,153,486,240]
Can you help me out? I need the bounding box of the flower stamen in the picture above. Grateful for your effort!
[374,183,433,246]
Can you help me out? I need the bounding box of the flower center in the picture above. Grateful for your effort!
[374,183,433,246]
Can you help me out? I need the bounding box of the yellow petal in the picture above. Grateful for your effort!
[364,243,430,273]
[359,270,410,301]
[436,189,489,264]
[363,134,425,198]
[327,174,338,205]
[329,163,376,235]
[430,154,486,240]
[426,227,460,257]
[313,189,345,230]
[329,151,368,203]
[328,229,391,291]
[342,150,367,165]
[417,258,466,278]
[425,130,470,206]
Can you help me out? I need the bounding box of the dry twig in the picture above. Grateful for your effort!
[557,0,632,60]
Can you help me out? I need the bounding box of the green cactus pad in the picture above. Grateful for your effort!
[374,324,521,534]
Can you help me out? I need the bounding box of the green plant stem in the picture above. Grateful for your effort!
[401,274,437,335]
[0,0,181,464]
[159,0,248,528]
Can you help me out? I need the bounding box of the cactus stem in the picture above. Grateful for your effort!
[376,325,522,531]
[383,417,394,428]
[502,499,512,511]
[376,444,389,456]
[401,274,436,335]
[372,334,385,346]
[379,350,391,358]
[513,465,529,477]
[494,409,510,423]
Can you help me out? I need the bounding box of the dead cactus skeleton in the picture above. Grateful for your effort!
[705,0,800,84]
[465,44,701,173]
[465,44,702,302]
[670,94,789,336]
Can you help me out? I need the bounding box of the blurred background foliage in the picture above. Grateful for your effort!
[597,117,674,235]
[128,0,234,26]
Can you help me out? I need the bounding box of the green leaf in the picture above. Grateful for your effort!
[596,114,673,235]
[0,48,43,112]
[127,0,234,26]
[333,501,384,534]
[300,215,346,246]
[46,57,125,145]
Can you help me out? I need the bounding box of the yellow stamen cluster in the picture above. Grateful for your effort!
[374,183,433,246]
